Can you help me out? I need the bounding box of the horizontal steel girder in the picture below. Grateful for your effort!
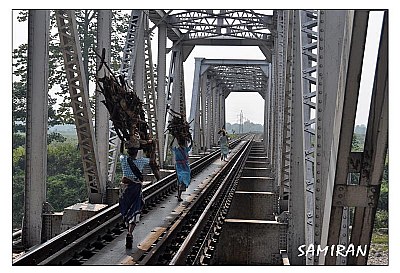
[198,59,269,96]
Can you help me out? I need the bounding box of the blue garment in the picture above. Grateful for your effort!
[119,182,144,224]
[120,154,149,182]
[173,146,191,187]
[119,155,149,224]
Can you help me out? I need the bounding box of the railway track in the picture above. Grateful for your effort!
[13,135,250,265]
[138,135,254,265]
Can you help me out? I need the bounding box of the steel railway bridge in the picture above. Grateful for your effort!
[13,10,388,266]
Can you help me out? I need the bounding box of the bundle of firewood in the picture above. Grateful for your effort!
[166,110,192,146]
[97,74,149,150]
[95,49,160,180]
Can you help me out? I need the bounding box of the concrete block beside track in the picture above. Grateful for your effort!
[242,167,271,177]
[227,191,276,220]
[236,177,274,192]
[213,219,287,265]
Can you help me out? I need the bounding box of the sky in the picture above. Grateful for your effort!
[11,10,384,126]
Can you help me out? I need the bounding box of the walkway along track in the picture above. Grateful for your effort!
[13,135,248,265]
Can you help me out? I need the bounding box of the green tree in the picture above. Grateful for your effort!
[47,142,83,177]
[47,132,67,145]
[13,133,25,149]
[12,142,86,229]
[46,143,87,211]
[47,174,87,211]
[12,172,25,229]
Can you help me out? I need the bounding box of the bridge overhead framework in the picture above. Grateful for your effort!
[188,58,270,154]
[20,9,388,265]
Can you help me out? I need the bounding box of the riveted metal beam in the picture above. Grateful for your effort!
[347,11,388,265]
[299,10,319,264]
[332,184,380,207]
[56,10,103,203]
[157,22,167,168]
[319,10,370,265]
[313,10,346,264]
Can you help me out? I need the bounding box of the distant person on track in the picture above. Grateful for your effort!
[171,138,192,202]
[218,129,229,161]
[119,144,149,249]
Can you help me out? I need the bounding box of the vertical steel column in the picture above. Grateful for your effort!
[214,86,221,137]
[265,64,271,156]
[23,10,50,248]
[280,10,293,206]
[178,50,187,118]
[163,47,186,161]
[220,89,225,129]
[96,10,111,191]
[120,10,143,86]
[319,10,370,265]
[193,77,202,153]
[269,14,279,172]
[268,53,276,168]
[134,12,145,100]
[169,48,184,115]
[288,10,306,264]
[205,76,212,150]
[299,10,319,264]
[143,13,160,165]
[347,12,387,265]
[163,50,177,161]
[200,75,207,152]
[263,72,269,153]
[157,22,167,167]
[212,80,219,144]
[189,58,203,154]
[56,10,103,203]
[275,10,285,198]
[313,10,346,264]
[209,78,216,145]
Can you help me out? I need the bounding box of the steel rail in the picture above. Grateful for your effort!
[137,135,254,265]
[13,136,245,265]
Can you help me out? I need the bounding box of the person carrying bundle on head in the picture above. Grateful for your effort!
[119,143,149,249]
[171,137,192,202]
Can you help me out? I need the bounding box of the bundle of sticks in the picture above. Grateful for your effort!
[166,109,192,146]
[96,49,160,180]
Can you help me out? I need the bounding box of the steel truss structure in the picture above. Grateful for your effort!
[55,10,104,204]
[189,59,269,153]
[22,10,388,267]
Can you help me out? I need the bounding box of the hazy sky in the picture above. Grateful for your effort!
[12,10,383,126]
